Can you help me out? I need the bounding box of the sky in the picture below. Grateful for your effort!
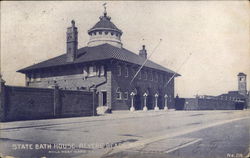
[1,1,249,98]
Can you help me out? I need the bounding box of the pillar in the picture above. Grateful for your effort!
[143,93,148,111]
[53,84,61,117]
[164,94,168,110]
[90,86,98,116]
[0,77,6,121]
[130,92,135,112]
[154,93,159,111]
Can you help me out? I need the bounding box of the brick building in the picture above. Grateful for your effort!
[175,73,249,110]
[18,9,179,111]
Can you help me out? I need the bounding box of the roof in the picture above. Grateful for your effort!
[217,91,245,99]
[18,43,180,76]
[238,72,246,76]
[88,14,122,34]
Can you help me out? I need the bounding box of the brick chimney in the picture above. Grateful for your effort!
[66,20,78,62]
[139,45,147,59]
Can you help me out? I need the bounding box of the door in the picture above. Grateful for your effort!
[102,92,107,106]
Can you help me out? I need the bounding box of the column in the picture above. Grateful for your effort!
[53,83,60,117]
[164,94,168,110]
[143,93,148,111]
[90,86,98,116]
[130,92,135,112]
[154,93,159,111]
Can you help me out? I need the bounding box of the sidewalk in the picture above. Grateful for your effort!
[0,109,173,130]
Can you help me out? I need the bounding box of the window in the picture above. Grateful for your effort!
[100,65,105,76]
[99,31,102,35]
[89,66,97,77]
[116,87,122,100]
[155,73,158,82]
[124,66,128,77]
[144,71,147,80]
[30,74,35,82]
[83,67,88,75]
[36,74,41,81]
[117,65,121,76]
[138,71,141,79]
[123,92,128,100]
[149,71,153,81]
[26,75,31,82]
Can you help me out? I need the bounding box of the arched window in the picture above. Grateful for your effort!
[116,87,122,100]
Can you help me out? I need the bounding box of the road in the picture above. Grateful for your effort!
[0,110,249,158]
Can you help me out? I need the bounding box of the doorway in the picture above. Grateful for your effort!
[102,91,107,106]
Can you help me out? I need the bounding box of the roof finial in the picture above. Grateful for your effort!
[103,2,107,16]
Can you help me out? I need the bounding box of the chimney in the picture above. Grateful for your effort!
[139,45,147,59]
[66,20,78,62]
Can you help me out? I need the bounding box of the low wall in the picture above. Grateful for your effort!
[0,82,97,122]
[175,98,244,110]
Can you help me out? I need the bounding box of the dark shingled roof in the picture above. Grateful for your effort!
[18,43,180,76]
[88,14,122,34]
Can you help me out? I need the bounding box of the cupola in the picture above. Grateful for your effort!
[87,5,123,48]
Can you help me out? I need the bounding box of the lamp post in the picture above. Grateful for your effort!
[130,92,135,112]
[143,92,148,111]
[154,93,159,111]
[164,94,168,110]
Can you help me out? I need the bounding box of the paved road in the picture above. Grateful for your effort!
[0,110,249,158]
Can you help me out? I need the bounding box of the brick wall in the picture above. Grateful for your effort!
[109,61,175,110]
[0,83,97,122]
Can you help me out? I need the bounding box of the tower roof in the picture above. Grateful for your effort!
[238,72,246,76]
[88,12,122,35]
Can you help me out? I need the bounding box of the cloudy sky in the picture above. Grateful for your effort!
[1,1,249,97]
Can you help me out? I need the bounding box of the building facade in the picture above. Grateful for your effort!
[18,9,179,111]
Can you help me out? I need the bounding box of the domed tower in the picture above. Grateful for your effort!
[87,6,123,48]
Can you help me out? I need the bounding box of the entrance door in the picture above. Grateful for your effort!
[102,92,107,106]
